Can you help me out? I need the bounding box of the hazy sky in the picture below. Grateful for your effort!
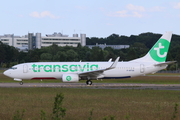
[0,0,180,37]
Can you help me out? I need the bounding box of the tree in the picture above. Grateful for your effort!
[53,51,67,61]
[127,48,137,60]
[66,49,78,61]
[0,42,6,65]
[132,42,148,58]
[98,49,104,61]
[40,53,52,61]
[85,51,91,61]
[49,43,59,56]
[90,47,102,61]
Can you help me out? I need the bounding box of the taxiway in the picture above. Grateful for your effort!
[0,83,180,90]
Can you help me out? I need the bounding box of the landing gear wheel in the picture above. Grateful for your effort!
[19,81,23,85]
[86,80,92,85]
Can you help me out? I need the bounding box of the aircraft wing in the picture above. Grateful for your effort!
[154,61,176,66]
[78,57,120,79]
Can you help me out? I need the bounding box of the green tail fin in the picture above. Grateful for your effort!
[131,32,172,63]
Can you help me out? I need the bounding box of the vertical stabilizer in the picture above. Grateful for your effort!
[131,32,172,63]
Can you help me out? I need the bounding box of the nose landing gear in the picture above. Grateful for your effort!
[19,81,23,85]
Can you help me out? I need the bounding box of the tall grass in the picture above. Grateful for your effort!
[0,88,180,120]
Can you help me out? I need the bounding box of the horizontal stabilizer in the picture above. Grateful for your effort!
[154,61,176,66]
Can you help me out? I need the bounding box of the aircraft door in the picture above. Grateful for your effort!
[23,64,28,73]
[140,64,145,73]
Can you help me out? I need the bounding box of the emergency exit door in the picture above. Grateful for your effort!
[140,64,145,73]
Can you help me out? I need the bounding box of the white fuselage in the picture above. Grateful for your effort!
[4,61,167,80]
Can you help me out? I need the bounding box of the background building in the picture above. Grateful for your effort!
[0,32,129,51]
[0,32,86,51]
[87,43,129,49]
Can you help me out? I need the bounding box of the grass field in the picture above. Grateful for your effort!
[1,70,180,119]
[0,88,180,120]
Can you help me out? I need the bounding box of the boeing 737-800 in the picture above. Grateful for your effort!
[3,32,175,85]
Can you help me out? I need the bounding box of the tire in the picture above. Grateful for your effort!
[86,80,92,85]
[20,81,23,85]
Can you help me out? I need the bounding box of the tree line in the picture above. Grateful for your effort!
[0,32,180,70]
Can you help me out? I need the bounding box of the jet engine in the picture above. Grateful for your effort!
[62,73,79,82]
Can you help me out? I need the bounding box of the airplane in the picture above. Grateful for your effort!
[3,32,175,85]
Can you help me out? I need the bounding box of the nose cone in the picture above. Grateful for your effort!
[3,70,11,77]
[3,70,7,76]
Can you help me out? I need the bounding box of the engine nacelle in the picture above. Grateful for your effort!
[62,73,79,82]
[14,78,22,81]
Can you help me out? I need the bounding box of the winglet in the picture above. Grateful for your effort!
[108,58,112,62]
[108,57,120,69]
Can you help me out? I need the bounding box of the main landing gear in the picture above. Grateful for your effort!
[19,81,23,85]
[86,80,92,85]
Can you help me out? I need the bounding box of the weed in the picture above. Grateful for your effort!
[103,115,115,120]
[12,109,26,120]
[88,108,94,120]
[171,103,178,120]
[52,93,66,120]
[40,110,47,120]
[125,113,131,120]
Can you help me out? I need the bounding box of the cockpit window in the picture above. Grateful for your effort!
[10,67,17,70]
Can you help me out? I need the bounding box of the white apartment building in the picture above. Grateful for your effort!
[0,32,86,51]
[0,34,28,47]
[0,33,129,51]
